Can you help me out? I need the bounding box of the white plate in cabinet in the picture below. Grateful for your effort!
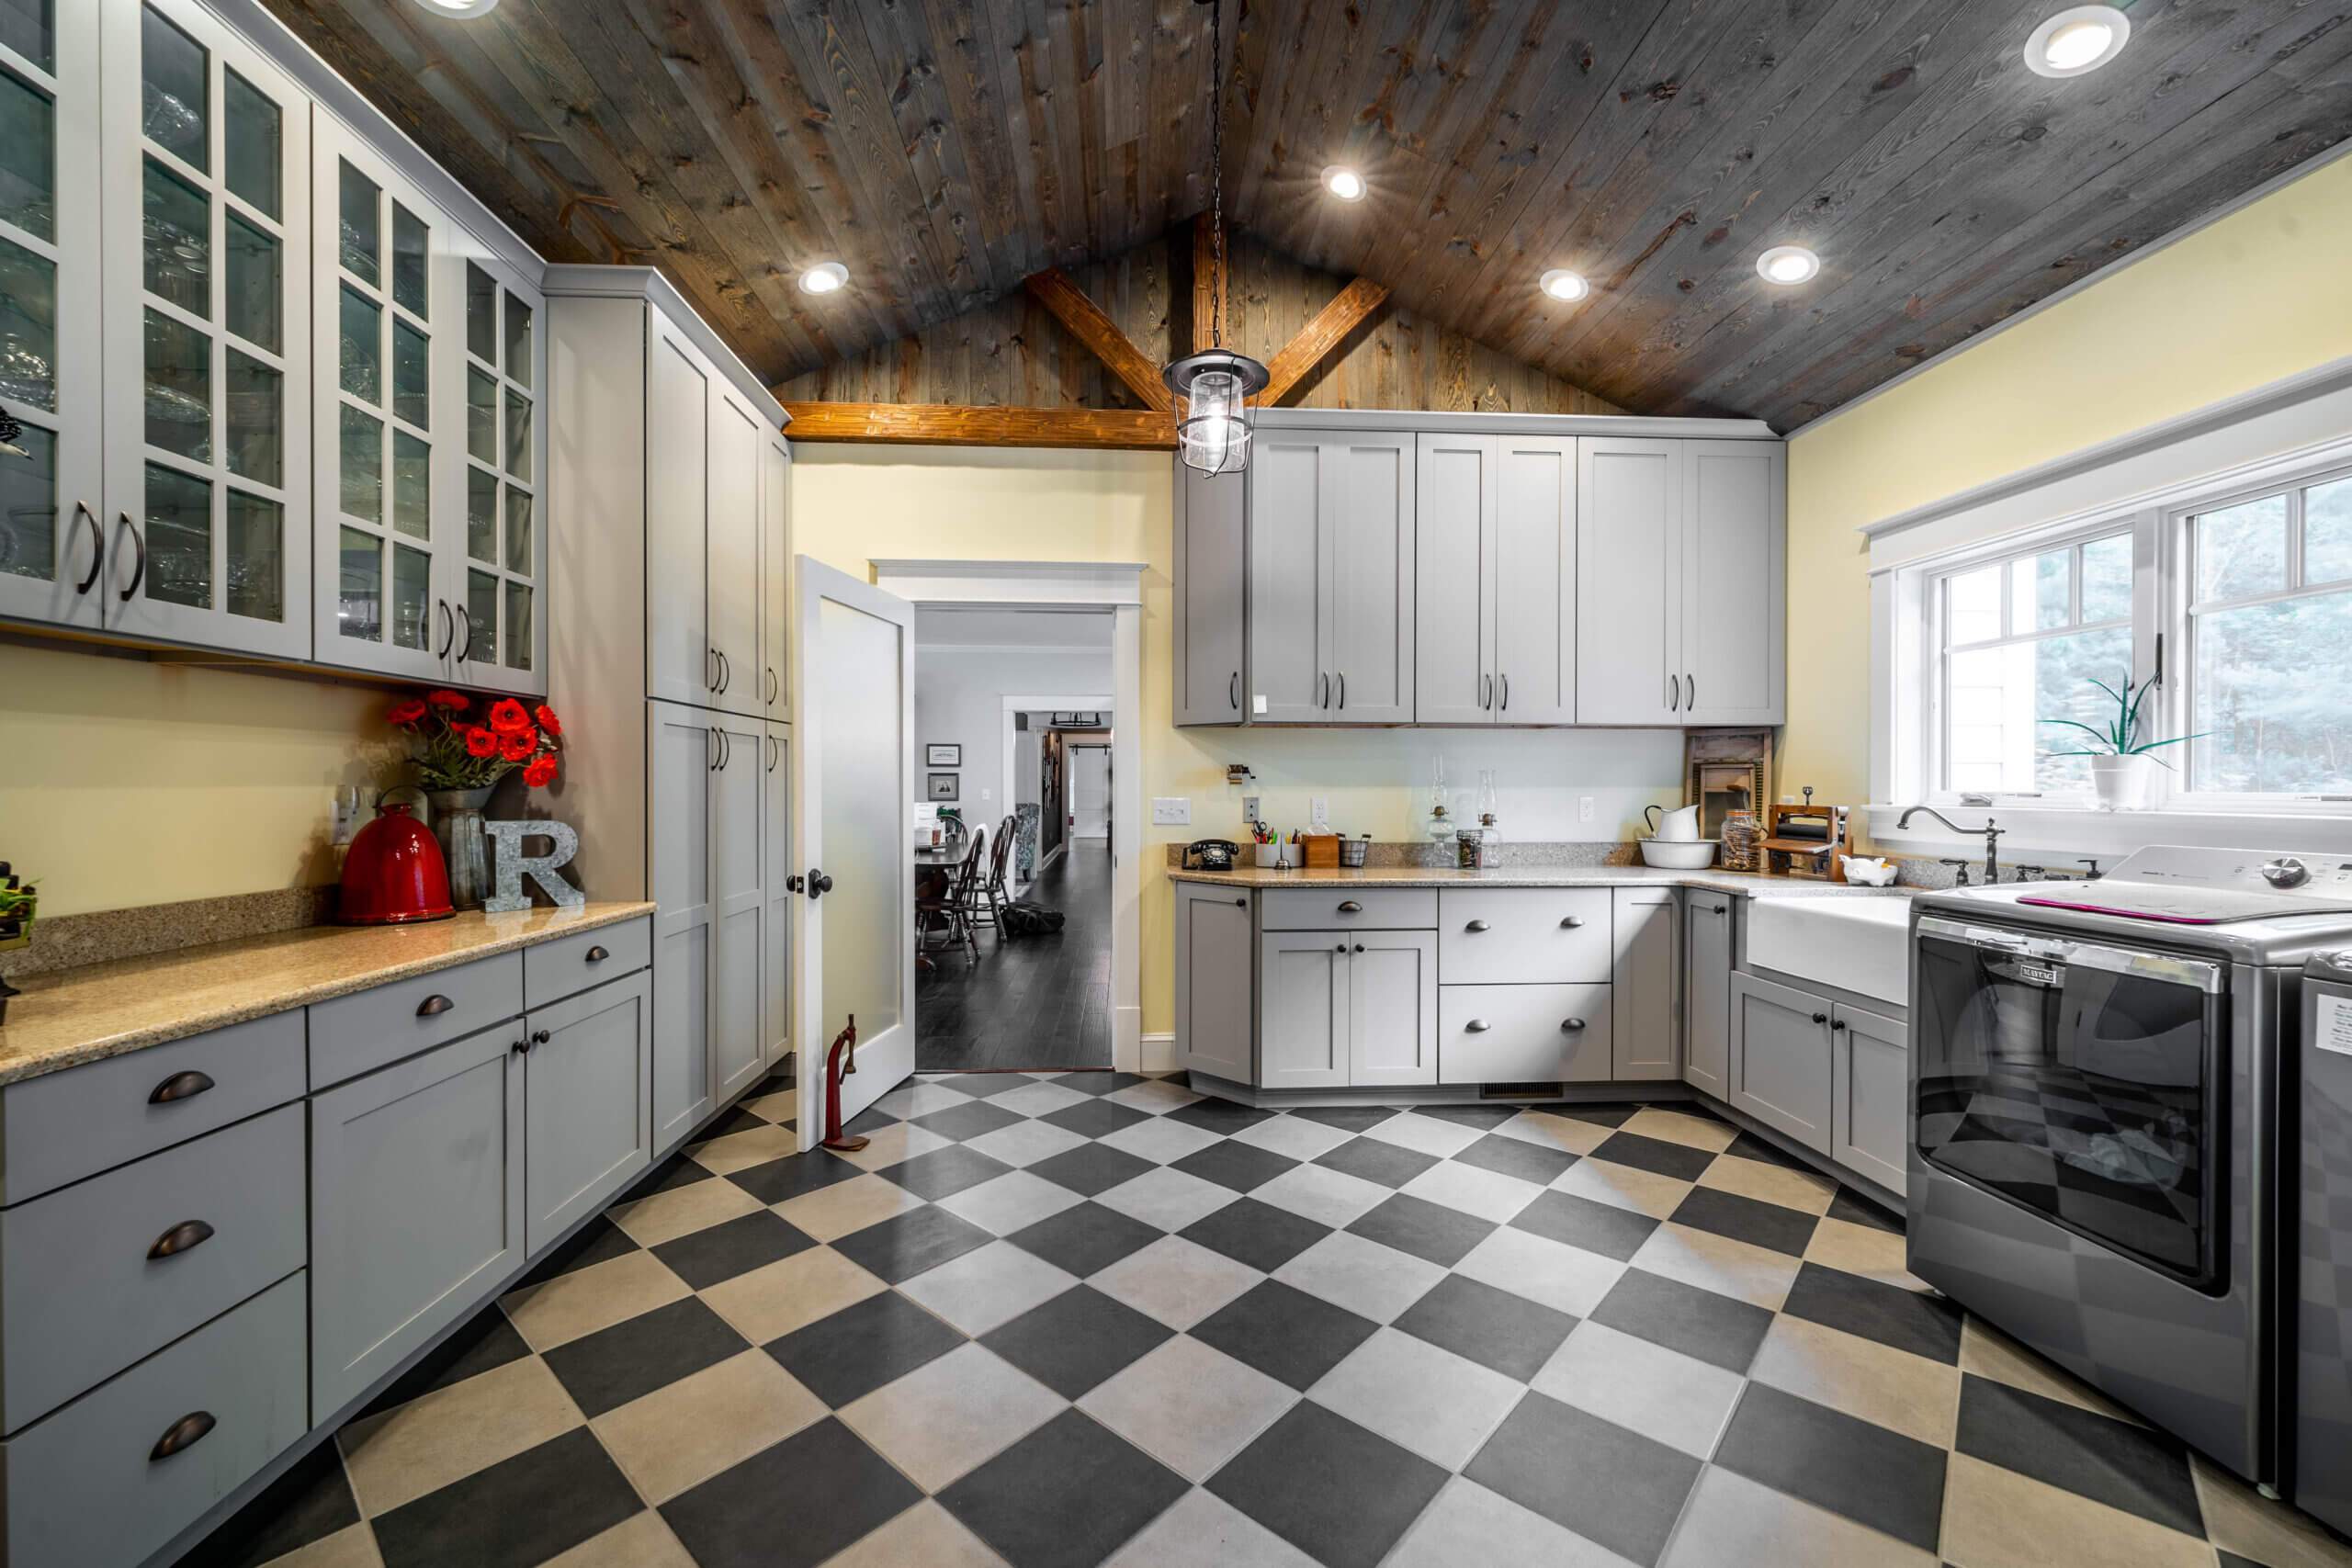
[1261,887,1435,931]
[1440,984,1612,1085]
[1438,888,1611,984]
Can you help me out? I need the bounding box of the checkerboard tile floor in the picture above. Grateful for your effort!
[193,1071,2352,1568]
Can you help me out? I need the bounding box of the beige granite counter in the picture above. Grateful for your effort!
[1167,864,1919,899]
[0,902,657,1087]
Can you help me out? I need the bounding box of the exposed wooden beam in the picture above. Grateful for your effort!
[1260,277,1391,405]
[1021,269,1173,412]
[779,401,1175,451]
[1192,213,1227,355]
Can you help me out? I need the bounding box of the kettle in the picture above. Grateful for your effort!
[340,800,455,924]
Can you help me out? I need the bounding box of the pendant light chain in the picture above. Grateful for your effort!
[1209,0,1226,351]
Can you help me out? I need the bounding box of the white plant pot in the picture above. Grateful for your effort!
[2089,753,2154,811]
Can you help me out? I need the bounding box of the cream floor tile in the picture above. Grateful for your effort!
[1308,1328,1524,1470]
[501,1250,692,1352]
[741,1088,799,1124]
[1389,1478,1637,1568]
[1804,1215,1929,1290]
[985,1078,1093,1119]
[606,1177,764,1247]
[1664,1465,1937,1568]
[1956,1318,2144,1426]
[822,1500,1010,1568]
[962,1117,1093,1168]
[1453,1226,1628,1319]
[1939,1452,2214,1568]
[699,1246,887,1343]
[1096,1114,1226,1166]
[1078,1335,1297,1482]
[689,1122,802,1176]
[839,1343,1065,1492]
[1229,1115,1353,1162]
[1623,1107,1740,1153]
[1748,1314,1961,1449]
[1551,1156,1695,1219]
[897,1240,1078,1337]
[1399,1158,1544,1224]
[1363,1111,1485,1158]
[1089,1235,1265,1329]
[591,1349,827,1503]
[1250,1161,1392,1229]
[1273,1231,1448,1324]
[1094,1166,1237,1234]
[832,1122,954,1173]
[263,1525,385,1568]
[1695,1154,1838,1215]
[870,1082,974,1119]
[1532,1320,1745,1459]
[338,1356,583,1517]
[1101,1485,1318,1568]
[2193,1451,2352,1568]
[772,1172,927,1242]
[540,1509,699,1568]
[1106,1077,1203,1114]
[933,1169,1084,1236]
[1494,1110,1615,1157]
[1632,1221,1802,1311]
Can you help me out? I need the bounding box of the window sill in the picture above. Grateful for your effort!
[1864,802,2352,860]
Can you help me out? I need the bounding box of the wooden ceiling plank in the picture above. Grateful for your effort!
[1261,275,1392,404]
[847,0,1009,309]
[777,401,1176,449]
[1023,267,1175,412]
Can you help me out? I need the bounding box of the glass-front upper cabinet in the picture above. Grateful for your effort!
[0,1,102,629]
[100,0,310,658]
[452,250,545,694]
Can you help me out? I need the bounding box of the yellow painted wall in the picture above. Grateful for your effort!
[0,643,392,918]
[1782,152,2352,807]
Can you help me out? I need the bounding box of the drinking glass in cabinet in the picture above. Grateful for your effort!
[338,285,379,403]
[466,366,495,463]
[503,389,530,480]
[338,405,381,524]
[223,349,280,485]
[391,318,427,426]
[225,491,282,622]
[143,308,209,461]
[503,291,531,387]
[0,68,54,242]
[391,204,427,317]
[0,235,54,409]
[222,211,279,354]
[391,431,428,539]
[141,7,208,172]
[0,0,54,74]
[466,263,495,362]
[221,70,279,220]
[143,462,210,610]
[337,160,378,284]
[0,424,55,581]
[467,465,495,561]
[391,542,430,650]
[142,159,209,317]
[467,570,497,663]
[503,488,532,573]
[337,525,380,642]
[504,581,532,671]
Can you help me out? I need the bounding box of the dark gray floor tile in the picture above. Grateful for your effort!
[509,1214,639,1291]
[1208,1402,1449,1568]
[540,1296,747,1418]
[1465,1392,1702,1567]
[1192,1280,1379,1391]
[912,1099,1030,1142]
[876,1144,1017,1201]
[620,1149,720,1201]
[1391,1273,1577,1382]
[941,1409,1189,1568]
[1181,1197,1331,1273]
[1028,1141,1159,1197]
[933,1073,1031,1100]
[1164,1097,1280,1134]
[1453,1132,1579,1187]
[651,1210,819,1289]
[1170,1139,1298,1193]
[1540,1101,1641,1129]
[356,1306,534,1420]
[1724,1130,1810,1171]
[1042,1098,1154,1139]
[1955,1374,2202,1534]
[1781,1261,1962,1364]
[842,1102,904,1136]
[695,1105,769,1143]
[765,1291,966,1407]
[1829,1185,1904,1234]
[1346,1192,1498,1267]
[1315,1135,1441,1189]
[179,1437,359,1568]
[373,1429,641,1568]
[1056,1071,1149,1097]
[728,1149,866,1205]
[1410,1103,1523,1129]
[1713,1382,1949,1551]
[1510,1189,1659,1261]
[662,1419,922,1568]
[1285,1105,1403,1133]
[1668,1185,1822,1258]
[981,1286,1174,1398]
[830,1206,996,1285]
[1589,1130,1718,1181]
[1589,1267,1774,1374]
[1008,1201,1163,1277]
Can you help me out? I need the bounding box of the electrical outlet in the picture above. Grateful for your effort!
[1309,796,1329,828]
[1578,796,1595,823]
[1242,795,1261,823]
[1151,797,1192,827]
[980,787,991,802]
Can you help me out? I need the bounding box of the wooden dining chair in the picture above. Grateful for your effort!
[967,818,1014,938]
[916,829,985,963]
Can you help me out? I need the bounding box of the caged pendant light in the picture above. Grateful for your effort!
[1163,0,1268,476]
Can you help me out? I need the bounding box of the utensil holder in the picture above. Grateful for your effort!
[1254,844,1281,868]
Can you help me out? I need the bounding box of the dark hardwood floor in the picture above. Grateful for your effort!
[915,839,1111,1072]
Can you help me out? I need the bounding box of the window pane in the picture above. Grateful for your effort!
[336,524,379,642]
[392,429,428,540]
[339,284,379,403]
[391,318,427,427]
[467,567,496,664]
[1,0,54,74]
[2009,549,2070,633]
[143,460,209,610]
[2192,591,2352,794]
[222,211,278,354]
[2080,533,2132,624]
[503,290,531,387]
[142,157,209,318]
[2306,479,2352,588]
[503,388,531,479]
[503,580,532,671]
[1945,626,2132,795]
[466,263,495,362]
[141,6,208,172]
[0,421,56,581]
[391,203,427,317]
[0,233,56,412]
[1945,563,2000,646]
[220,70,279,220]
[223,348,278,486]
[142,307,209,461]
[0,66,54,242]
[338,404,380,524]
[466,366,496,463]
[391,543,430,650]
[2196,493,2288,603]
[224,489,280,622]
[503,485,532,574]
[338,160,378,285]
[467,464,496,562]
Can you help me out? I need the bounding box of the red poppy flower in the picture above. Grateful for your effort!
[463,726,498,758]
[534,704,562,738]
[487,698,532,734]
[386,697,427,727]
[522,755,559,789]
[426,690,469,711]
[498,728,537,762]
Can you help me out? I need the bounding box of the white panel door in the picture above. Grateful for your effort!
[709,713,766,1104]
[1492,435,1576,724]
[1248,432,1327,722]
[1679,440,1784,725]
[1260,931,1349,1090]
[650,700,714,1150]
[1413,433,1495,725]
[761,433,790,722]
[763,721,792,1072]
[1611,888,1679,1080]
[1349,931,1438,1087]
[1324,433,1415,723]
[1069,744,1110,838]
[1576,439,1680,724]
[644,317,708,709]
[707,384,763,717]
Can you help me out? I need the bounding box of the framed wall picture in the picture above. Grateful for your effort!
[927,773,959,802]
[926,743,961,766]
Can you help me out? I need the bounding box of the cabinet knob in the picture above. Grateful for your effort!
[1353,944,1364,953]
[1831,1019,1848,1032]
[148,1069,215,1105]
[1811,1011,1829,1025]
[1464,919,1490,933]
[149,1411,216,1462]
[146,1220,215,1260]
[1233,897,1247,908]
[1464,1019,1491,1032]
[1337,901,1363,914]
[1560,916,1584,930]
[531,1029,552,1046]
[510,1039,529,1057]
[1334,942,1348,953]
[1561,1018,1587,1032]
[416,994,455,1018]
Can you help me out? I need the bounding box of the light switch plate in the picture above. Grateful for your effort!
[1242,795,1261,823]
[1151,797,1193,826]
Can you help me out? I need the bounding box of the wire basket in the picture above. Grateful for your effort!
[1339,837,1370,868]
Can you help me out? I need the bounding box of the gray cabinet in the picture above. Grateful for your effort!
[1611,888,1679,1080]
[1249,430,1414,723]
[1174,465,1248,725]
[709,711,767,1104]
[1175,883,1254,1083]
[1576,438,1681,725]
[1260,930,1350,1089]
[1440,983,1611,1085]
[764,721,793,1072]
[1415,434,1576,726]
[524,974,652,1255]
[1679,441,1784,725]
[1729,971,1833,1155]
[650,700,716,1148]
[1413,434,1496,726]
[1831,1003,1908,1194]
[309,1023,526,1417]
[1348,931,1439,1088]
[1683,894,1734,1097]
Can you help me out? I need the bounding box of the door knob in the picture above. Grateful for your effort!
[807,870,833,898]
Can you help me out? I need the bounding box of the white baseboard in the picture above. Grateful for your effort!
[1140,1032,1177,1073]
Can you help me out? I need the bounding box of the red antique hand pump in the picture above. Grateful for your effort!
[820,1016,867,1152]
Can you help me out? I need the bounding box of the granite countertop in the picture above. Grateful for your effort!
[0,902,657,1087]
[1166,864,1919,899]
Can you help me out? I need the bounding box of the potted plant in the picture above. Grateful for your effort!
[2041,676,2203,811]
[386,692,564,907]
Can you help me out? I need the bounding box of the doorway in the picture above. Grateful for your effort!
[1069,743,1111,838]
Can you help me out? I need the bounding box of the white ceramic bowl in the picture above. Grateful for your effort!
[1638,837,1718,870]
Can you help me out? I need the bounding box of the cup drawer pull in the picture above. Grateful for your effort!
[1559,917,1585,929]
[416,994,455,1018]
[1464,1019,1491,1033]
[148,1070,216,1105]
[1336,901,1363,914]
[147,1219,216,1260]
[149,1411,216,1461]
[1560,1018,1588,1032]
[1464,919,1490,932]
[585,944,611,963]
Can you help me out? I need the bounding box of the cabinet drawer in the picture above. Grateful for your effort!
[524,917,651,1011]
[0,1104,306,1434]
[1439,985,1612,1085]
[309,951,523,1089]
[1261,888,1436,931]
[1439,888,1611,984]
[0,1271,307,1568]
[0,1011,306,1206]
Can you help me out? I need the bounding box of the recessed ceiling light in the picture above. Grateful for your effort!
[1538,269,1589,302]
[2024,6,2129,76]
[411,0,500,17]
[798,262,849,295]
[1321,165,1366,201]
[1756,245,1821,286]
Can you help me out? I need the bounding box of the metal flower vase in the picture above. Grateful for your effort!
[425,786,495,910]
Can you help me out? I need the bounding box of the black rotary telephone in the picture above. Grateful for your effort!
[1184,839,1241,872]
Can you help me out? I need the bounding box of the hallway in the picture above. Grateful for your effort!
[917,840,1113,1073]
